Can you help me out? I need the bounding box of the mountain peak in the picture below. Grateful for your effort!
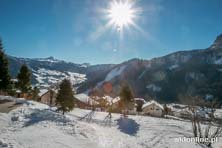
[210,34,222,49]
[46,56,55,60]
[34,56,60,63]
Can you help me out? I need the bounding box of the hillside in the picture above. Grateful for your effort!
[7,34,222,103]
[7,56,115,90]
[78,34,222,103]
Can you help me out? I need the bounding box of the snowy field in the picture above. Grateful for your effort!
[0,96,221,148]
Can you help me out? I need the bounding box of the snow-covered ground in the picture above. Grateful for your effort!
[0,96,221,148]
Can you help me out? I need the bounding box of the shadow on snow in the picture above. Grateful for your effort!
[22,109,71,127]
[116,117,140,136]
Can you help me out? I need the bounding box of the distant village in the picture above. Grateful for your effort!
[37,85,222,123]
[40,88,164,116]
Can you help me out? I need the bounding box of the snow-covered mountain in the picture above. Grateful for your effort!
[7,55,115,90]
[7,34,222,103]
[78,34,222,103]
[32,68,87,89]
[8,56,86,89]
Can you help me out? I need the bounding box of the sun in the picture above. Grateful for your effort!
[107,0,137,31]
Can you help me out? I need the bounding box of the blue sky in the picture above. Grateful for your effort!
[0,0,222,64]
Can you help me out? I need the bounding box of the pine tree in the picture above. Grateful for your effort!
[120,84,134,103]
[119,84,134,113]
[17,64,31,93]
[56,79,75,115]
[0,38,11,92]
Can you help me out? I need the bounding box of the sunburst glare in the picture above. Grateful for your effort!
[107,0,141,32]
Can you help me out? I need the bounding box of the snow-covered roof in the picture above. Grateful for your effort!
[142,100,164,110]
[75,93,98,105]
[173,109,192,114]
[39,89,48,97]
[16,90,21,93]
[167,103,187,112]
[134,98,146,103]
